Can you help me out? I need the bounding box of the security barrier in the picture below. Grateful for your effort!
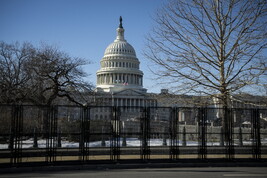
[0,105,266,167]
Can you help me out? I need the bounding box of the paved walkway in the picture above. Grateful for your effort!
[1,167,267,178]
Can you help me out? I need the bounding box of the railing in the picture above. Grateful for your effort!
[0,105,266,167]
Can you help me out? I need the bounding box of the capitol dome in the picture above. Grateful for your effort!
[96,17,146,93]
[104,41,136,57]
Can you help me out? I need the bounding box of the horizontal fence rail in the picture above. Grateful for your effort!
[0,105,267,167]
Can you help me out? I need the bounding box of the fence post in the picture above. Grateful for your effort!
[122,136,127,147]
[33,128,38,148]
[238,127,243,146]
[57,129,61,148]
[8,127,14,150]
[182,126,186,146]
[170,107,179,160]
[252,108,261,159]
[101,126,106,147]
[140,107,150,160]
[220,126,224,146]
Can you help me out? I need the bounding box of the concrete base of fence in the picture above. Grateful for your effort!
[1,159,267,174]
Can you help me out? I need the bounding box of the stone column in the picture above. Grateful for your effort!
[132,74,134,84]
[133,99,136,107]
[105,74,107,84]
[120,98,123,107]
[129,98,132,111]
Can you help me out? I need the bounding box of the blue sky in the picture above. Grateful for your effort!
[0,0,166,93]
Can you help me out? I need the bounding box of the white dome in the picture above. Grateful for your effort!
[104,41,136,57]
[96,17,146,94]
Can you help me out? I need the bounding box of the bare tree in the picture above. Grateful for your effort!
[25,44,93,106]
[145,0,267,107]
[0,42,34,104]
[0,41,93,105]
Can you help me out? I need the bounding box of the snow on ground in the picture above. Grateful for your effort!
[0,137,267,149]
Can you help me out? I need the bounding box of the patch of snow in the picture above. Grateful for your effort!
[1,137,267,149]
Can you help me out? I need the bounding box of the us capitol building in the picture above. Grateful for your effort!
[94,17,157,111]
[88,17,266,123]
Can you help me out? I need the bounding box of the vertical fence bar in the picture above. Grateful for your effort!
[110,106,120,161]
[85,107,91,161]
[79,107,84,158]
[10,105,23,166]
[9,105,15,165]
[140,107,150,160]
[79,106,91,162]
[225,107,234,159]
[252,109,261,159]
[170,107,179,160]
[198,107,207,159]
[230,108,235,159]
[45,105,58,164]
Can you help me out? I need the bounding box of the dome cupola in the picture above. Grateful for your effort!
[96,17,146,93]
[103,17,136,57]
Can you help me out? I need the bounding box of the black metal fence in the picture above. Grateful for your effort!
[0,105,267,167]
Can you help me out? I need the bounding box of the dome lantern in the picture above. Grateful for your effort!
[115,16,125,42]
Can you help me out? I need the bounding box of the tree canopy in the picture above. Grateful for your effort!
[145,0,267,106]
[0,41,93,105]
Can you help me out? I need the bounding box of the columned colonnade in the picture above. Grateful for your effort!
[97,73,143,85]
[112,98,156,107]
[96,97,157,107]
